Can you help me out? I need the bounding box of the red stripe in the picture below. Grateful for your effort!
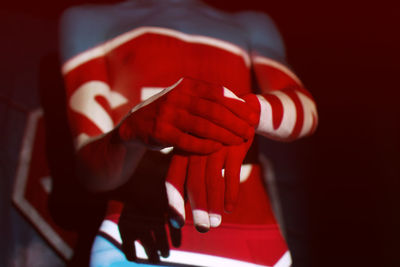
[68,112,104,138]
[253,63,299,91]
[64,57,109,98]
[261,94,284,130]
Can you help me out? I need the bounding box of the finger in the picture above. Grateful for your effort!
[222,97,259,127]
[154,121,222,154]
[181,82,259,127]
[154,225,170,258]
[224,142,250,213]
[168,221,182,248]
[140,233,159,264]
[120,233,137,262]
[164,106,244,145]
[187,155,210,232]
[167,94,254,140]
[220,87,259,126]
[242,93,261,126]
[166,154,188,228]
[205,148,226,228]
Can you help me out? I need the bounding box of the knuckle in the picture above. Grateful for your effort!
[179,77,194,92]
[153,119,165,137]
[158,103,174,120]
[158,102,169,115]
[167,90,178,102]
[209,104,221,119]
[176,136,187,148]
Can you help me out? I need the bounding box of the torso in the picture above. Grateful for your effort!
[62,2,288,264]
[64,0,278,225]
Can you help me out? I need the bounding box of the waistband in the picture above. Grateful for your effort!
[98,219,291,267]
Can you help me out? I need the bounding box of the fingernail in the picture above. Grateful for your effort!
[225,203,234,213]
[160,250,169,258]
[193,209,210,232]
[209,214,221,227]
[168,207,185,228]
[195,224,210,233]
[166,182,185,228]
[169,217,184,229]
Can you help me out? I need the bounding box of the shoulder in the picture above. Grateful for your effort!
[234,11,275,27]
[233,11,286,62]
[59,2,155,62]
[59,5,110,62]
[60,3,147,62]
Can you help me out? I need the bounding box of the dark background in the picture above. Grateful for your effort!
[1,1,399,266]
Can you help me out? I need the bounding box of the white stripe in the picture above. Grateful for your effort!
[252,55,302,86]
[12,109,74,260]
[256,91,297,140]
[239,163,252,182]
[129,78,183,114]
[73,80,183,151]
[70,81,128,134]
[100,220,122,243]
[165,181,185,222]
[75,132,110,151]
[99,220,286,267]
[296,91,318,138]
[62,26,250,74]
[256,95,274,137]
[140,87,165,101]
[192,209,210,229]
[223,86,245,102]
[75,132,91,150]
[160,146,174,154]
[209,213,222,228]
[273,251,292,267]
[40,176,52,194]
[220,164,253,183]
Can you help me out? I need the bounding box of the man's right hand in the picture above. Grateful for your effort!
[164,92,260,232]
[117,77,258,154]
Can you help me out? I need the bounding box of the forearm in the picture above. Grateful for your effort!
[251,55,318,141]
[75,128,146,192]
[61,45,143,191]
[255,87,317,141]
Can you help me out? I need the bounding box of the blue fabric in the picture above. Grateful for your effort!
[59,0,284,63]
[91,236,167,267]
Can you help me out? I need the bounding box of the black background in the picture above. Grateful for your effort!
[2,1,399,266]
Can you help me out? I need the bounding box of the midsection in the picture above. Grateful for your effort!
[95,19,275,224]
[106,144,277,226]
[103,28,275,225]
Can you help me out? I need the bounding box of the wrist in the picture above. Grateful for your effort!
[242,93,261,128]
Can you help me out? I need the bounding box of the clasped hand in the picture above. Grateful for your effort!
[118,77,260,262]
